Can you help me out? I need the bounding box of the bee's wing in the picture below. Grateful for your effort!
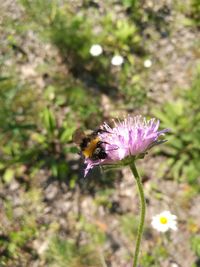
[72,128,86,145]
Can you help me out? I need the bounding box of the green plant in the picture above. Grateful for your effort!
[140,245,168,267]
[190,0,200,25]
[121,0,142,21]
[20,0,147,107]
[120,214,139,240]
[153,69,200,188]
[0,76,73,182]
[191,235,200,258]
[0,75,38,182]
[59,214,108,266]
[45,237,103,267]
[0,190,43,266]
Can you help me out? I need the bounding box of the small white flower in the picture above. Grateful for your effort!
[171,263,179,267]
[111,55,124,66]
[151,211,178,232]
[89,44,103,56]
[144,59,152,68]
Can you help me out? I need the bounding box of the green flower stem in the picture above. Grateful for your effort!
[130,161,146,267]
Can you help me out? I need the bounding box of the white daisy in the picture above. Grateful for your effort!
[111,55,124,66]
[151,211,178,232]
[89,44,103,56]
[144,59,152,68]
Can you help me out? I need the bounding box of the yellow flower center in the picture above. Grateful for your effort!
[160,217,168,224]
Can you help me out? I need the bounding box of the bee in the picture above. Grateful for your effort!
[72,128,108,160]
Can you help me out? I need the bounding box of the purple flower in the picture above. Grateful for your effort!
[84,115,169,176]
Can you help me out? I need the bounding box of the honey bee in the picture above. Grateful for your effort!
[72,128,108,160]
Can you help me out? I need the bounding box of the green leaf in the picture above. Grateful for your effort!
[152,109,176,129]
[60,127,76,143]
[3,169,15,183]
[42,108,56,134]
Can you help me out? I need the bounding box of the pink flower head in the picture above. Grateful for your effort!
[84,115,169,176]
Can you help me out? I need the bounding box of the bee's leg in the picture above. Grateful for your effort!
[97,141,119,151]
[97,141,109,145]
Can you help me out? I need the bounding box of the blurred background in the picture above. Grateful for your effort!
[0,0,200,266]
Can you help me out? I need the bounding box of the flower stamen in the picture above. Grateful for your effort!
[160,217,168,224]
